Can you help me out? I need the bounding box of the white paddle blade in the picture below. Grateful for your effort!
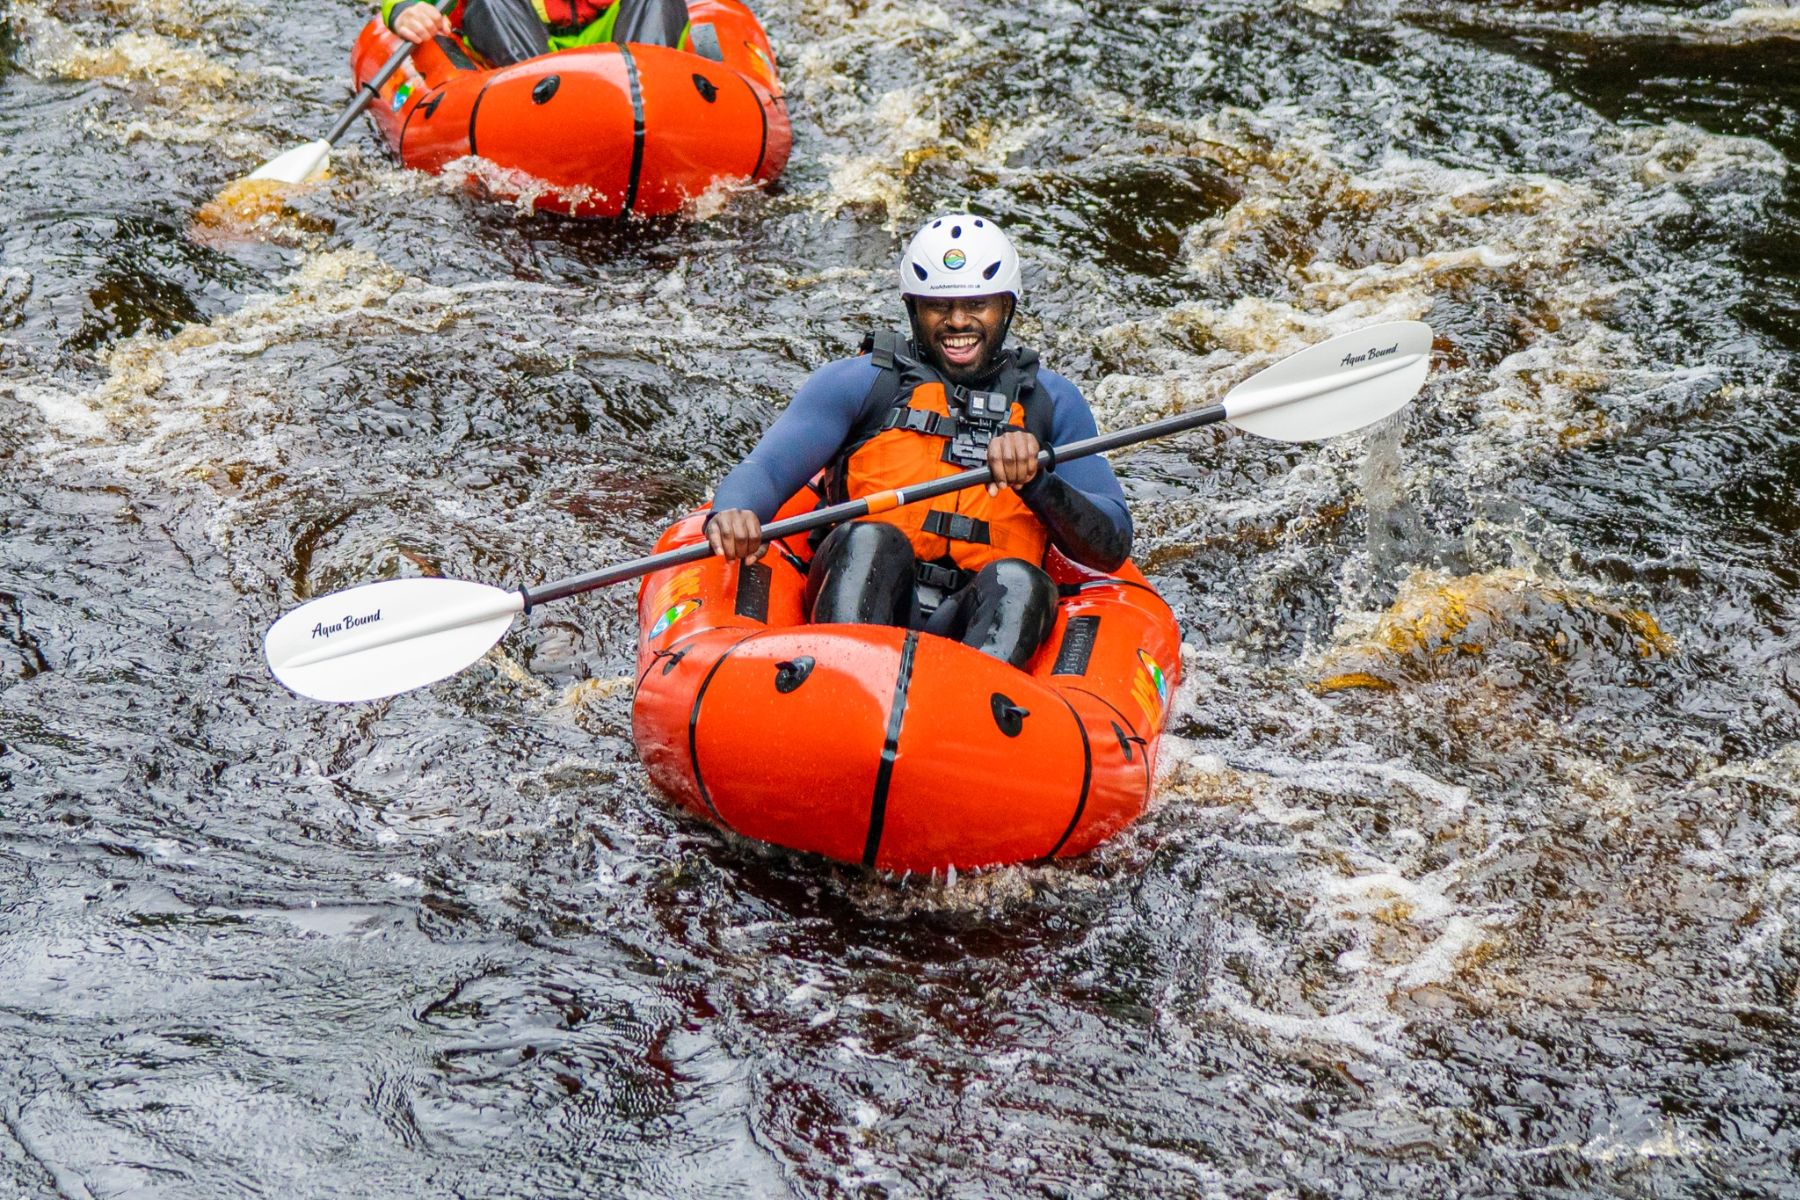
[264,578,525,703]
[1224,320,1434,443]
[247,139,332,185]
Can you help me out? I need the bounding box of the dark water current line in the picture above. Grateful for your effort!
[3,0,1799,1196]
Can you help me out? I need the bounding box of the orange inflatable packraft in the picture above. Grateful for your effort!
[348,0,790,217]
[630,493,1183,873]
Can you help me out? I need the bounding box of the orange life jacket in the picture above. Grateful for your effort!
[828,333,1052,579]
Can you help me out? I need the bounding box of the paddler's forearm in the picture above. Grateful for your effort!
[1017,469,1133,572]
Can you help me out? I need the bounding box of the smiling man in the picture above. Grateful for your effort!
[704,214,1132,667]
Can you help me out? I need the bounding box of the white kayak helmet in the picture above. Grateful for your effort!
[898,214,1023,305]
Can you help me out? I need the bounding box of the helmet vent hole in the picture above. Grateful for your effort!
[911,262,929,281]
[951,224,962,238]
[982,261,1001,280]
[974,218,984,227]
[932,220,942,228]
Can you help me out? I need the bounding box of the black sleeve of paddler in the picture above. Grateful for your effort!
[1016,469,1133,573]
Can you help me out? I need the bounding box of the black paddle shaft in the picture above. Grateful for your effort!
[520,402,1230,609]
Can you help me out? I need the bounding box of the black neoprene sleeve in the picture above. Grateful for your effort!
[1017,469,1132,572]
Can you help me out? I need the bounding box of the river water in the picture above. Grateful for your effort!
[3,0,1798,1195]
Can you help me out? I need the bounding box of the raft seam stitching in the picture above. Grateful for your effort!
[862,630,919,869]
[1068,685,1153,802]
[1065,685,1138,739]
[467,77,492,158]
[621,45,646,215]
[1041,693,1093,861]
[737,70,767,181]
[687,631,762,825]
[398,84,437,150]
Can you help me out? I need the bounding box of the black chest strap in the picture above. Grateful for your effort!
[880,406,958,438]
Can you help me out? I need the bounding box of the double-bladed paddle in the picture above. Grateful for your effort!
[229,4,448,191]
[264,320,1434,703]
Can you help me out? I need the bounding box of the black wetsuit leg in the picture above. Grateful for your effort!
[612,0,688,46]
[923,558,1058,669]
[460,0,550,65]
[806,522,918,627]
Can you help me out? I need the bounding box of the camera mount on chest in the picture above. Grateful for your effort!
[943,385,1016,466]
[876,383,1020,466]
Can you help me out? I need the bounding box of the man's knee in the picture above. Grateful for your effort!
[820,520,912,560]
[973,558,1056,607]
[808,521,916,626]
[977,556,1047,585]
[959,558,1057,667]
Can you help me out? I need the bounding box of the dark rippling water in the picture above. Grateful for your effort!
[3,0,1798,1195]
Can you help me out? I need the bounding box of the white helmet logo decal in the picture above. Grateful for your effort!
[899,213,1022,304]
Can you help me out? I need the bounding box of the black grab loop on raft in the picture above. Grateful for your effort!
[991,693,1029,737]
[774,657,815,693]
[692,73,718,102]
[532,75,561,104]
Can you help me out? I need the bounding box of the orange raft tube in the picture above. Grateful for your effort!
[630,495,1184,874]
[348,0,790,217]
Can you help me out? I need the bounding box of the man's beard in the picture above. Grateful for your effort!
[929,330,1005,384]
[909,304,1010,384]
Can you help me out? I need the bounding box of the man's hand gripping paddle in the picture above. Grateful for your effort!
[264,321,1434,703]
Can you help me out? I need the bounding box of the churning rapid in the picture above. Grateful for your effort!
[2,0,1797,1194]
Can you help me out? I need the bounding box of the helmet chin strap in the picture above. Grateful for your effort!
[904,295,926,352]
[904,295,1017,383]
[995,295,1016,354]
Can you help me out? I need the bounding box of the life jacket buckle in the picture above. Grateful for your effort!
[922,510,990,545]
[884,406,952,436]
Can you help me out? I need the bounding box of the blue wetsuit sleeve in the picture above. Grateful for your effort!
[712,356,879,523]
[1017,369,1135,570]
